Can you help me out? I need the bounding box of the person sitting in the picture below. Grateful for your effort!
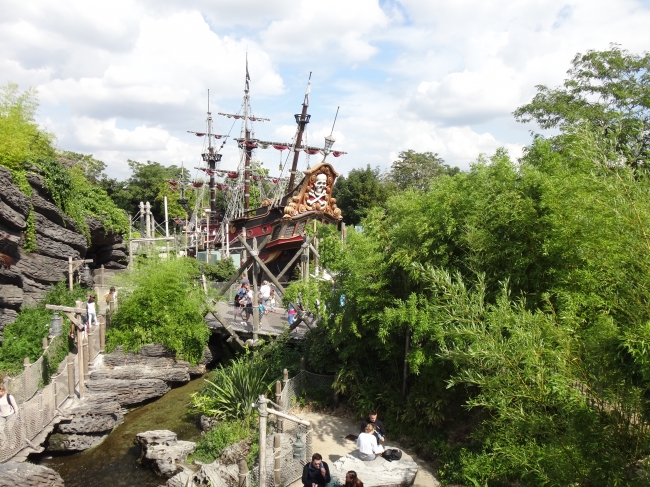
[356,423,383,461]
[360,410,387,443]
[344,470,364,487]
[301,453,331,487]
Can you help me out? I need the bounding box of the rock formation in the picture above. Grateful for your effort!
[134,430,196,477]
[0,165,127,341]
[0,462,64,487]
[329,450,419,487]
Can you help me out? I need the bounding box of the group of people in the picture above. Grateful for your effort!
[69,287,118,340]
[302,453,364,487]
[234,277,277,323]
[301,411,389,487]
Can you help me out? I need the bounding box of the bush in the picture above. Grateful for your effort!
[106,257,211,364]
[192,418,255,464]
[0,282,88,376]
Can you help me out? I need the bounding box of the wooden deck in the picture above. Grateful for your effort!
[206,301,309,340]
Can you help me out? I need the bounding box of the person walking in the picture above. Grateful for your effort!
[259,280,271,314]
[301,453,331,487]
[0,385,18,425]
[86,295,99,328]
[269,288,277,313]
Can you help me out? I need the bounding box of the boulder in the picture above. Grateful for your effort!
[34,213,87,253]
[0,167,31,217]
[34,234,81,260]
[0,307,17,329]
[0,222,23,247]
[57,397,123,434]
[134,429,196,477]
[0,284,23,309]
[85,378,170,406]
[21,276,52,307]
[47,432,108,451]
[26,172,48,192]
[100,260,128,269]
[0,461,64,487]
[0,200,26,230]
[96,249,128,265]
[329,450,419,487]
[86,216,122,249]
[0,267,22,286]
[31,190,77,230]
[200,415,219,432]
[166,462,238,487]
[14,249,69,283]
[90,364,190,383]
[97,242,128,254]
[103,344,177,367]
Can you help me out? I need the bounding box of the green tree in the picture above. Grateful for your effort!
[59,151,107,184]
[386,150,459,191]
[332,165,388,225]
[514,45,650,169]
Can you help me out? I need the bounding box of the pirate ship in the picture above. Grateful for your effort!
[170,66,346,274]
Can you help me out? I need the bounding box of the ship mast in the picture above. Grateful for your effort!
[205,90,222,217]
[288,73,312,190]
[244,60,252,212]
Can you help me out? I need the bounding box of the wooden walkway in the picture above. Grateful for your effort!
[206,301,309,340]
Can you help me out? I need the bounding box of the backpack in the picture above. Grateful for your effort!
[235,288,246,306]
[381,449,402,462]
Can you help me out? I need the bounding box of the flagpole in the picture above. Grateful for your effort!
[287,72,312,190]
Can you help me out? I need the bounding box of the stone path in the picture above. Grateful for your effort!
[286,411,440,487]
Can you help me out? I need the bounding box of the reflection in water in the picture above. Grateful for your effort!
[36,376,207,487]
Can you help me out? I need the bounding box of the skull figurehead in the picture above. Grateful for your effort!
[307,173,329,207]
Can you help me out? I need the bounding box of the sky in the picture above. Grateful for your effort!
[2,0,650,180]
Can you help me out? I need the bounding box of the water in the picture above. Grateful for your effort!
[35,376,207,487]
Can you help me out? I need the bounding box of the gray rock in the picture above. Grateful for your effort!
[86,216,123,249]
[57,413,123,434]
[31,190,77,230]
[103,344,177,367]
[97,242,128,254]
[34,213,87,252]
[0,307,17,329]
[47,432,108,451]
[0,167,31,217]
[0,267,22,286]
[14,249,69,283]
[134,430,196,477]
[97,248,128,262]
[100,260,128,269]
[21,276,52,307]
[26,172,48,192]
[167,462,237,487]
[0,461,64,487]
[0,284,23,308]
[34,233,81,260]
[0,199,26,230]
[85,378,170,406]
[200,415,219,432]
[0,221,23,246]
[90,365,190,383]
[219,438,250,465]
[329,450,419,487]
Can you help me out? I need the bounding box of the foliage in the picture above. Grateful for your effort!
[192,417,256,464]
[190,354,272,420]
[23,208,36,252]
[0,282,88,376]
[386,150,460,191]
[202,259,237,282]
[59,150,107,184]
[332,165,388,225]
[514,44,650,169]
[106,258,211,364]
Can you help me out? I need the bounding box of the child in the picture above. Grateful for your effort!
[269,289,276,313]
[87,295,98,328]
[287,304,296,325]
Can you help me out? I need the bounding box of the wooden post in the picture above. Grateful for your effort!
[314,236,319,276]
[275,380,283,432]
[273,434,281,486]
[83,336,89,379]
[23,357,30,370]
[307,422,314,459]
[252,237,259,341]
[68,256,73,291]
[283,368,289,388]
[300,357,306,393]
[238,459,248,487]
[258,395,268,487]
[242,226,248,272]
[42,337,48,350]
[67,353,75,399]
[100,265,105,286]
[99,316,106,353]
[76,325,85,399]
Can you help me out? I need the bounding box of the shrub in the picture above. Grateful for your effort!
[105,258,211,364]
[192,418,254,464]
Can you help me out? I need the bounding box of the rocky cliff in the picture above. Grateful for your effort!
[0,166,128,341]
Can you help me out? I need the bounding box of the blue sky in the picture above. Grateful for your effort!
[2,0,650,180]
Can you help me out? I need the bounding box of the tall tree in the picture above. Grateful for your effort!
[514,45,650,169]
[332,165,388,226]
[386,150,459,191]
[59,151,107,184]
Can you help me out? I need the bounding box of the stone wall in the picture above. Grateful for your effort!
[0,166,128,342]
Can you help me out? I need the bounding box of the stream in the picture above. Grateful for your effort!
[34,376,207,487]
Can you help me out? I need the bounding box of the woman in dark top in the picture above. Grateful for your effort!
[344,470,364,487]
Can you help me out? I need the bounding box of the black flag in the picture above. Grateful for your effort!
[245,53,250,92]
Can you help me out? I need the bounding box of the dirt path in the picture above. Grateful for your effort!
[287,410,440,487]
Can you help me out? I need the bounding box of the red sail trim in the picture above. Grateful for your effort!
[168,186,178,191]
[304,149,320,155]
[244,141,258,148]
[192,182,204,187]
[195,133,205,137]
[227,172,238,179]
[272,144,289,150]
[168,180,178,185]
[332,151,344,157]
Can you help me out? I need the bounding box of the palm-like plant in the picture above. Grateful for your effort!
[191,356,272,420]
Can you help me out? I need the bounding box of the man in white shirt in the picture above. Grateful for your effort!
[259,281,271,314]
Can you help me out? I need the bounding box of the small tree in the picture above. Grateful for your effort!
[386,150,459,191]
